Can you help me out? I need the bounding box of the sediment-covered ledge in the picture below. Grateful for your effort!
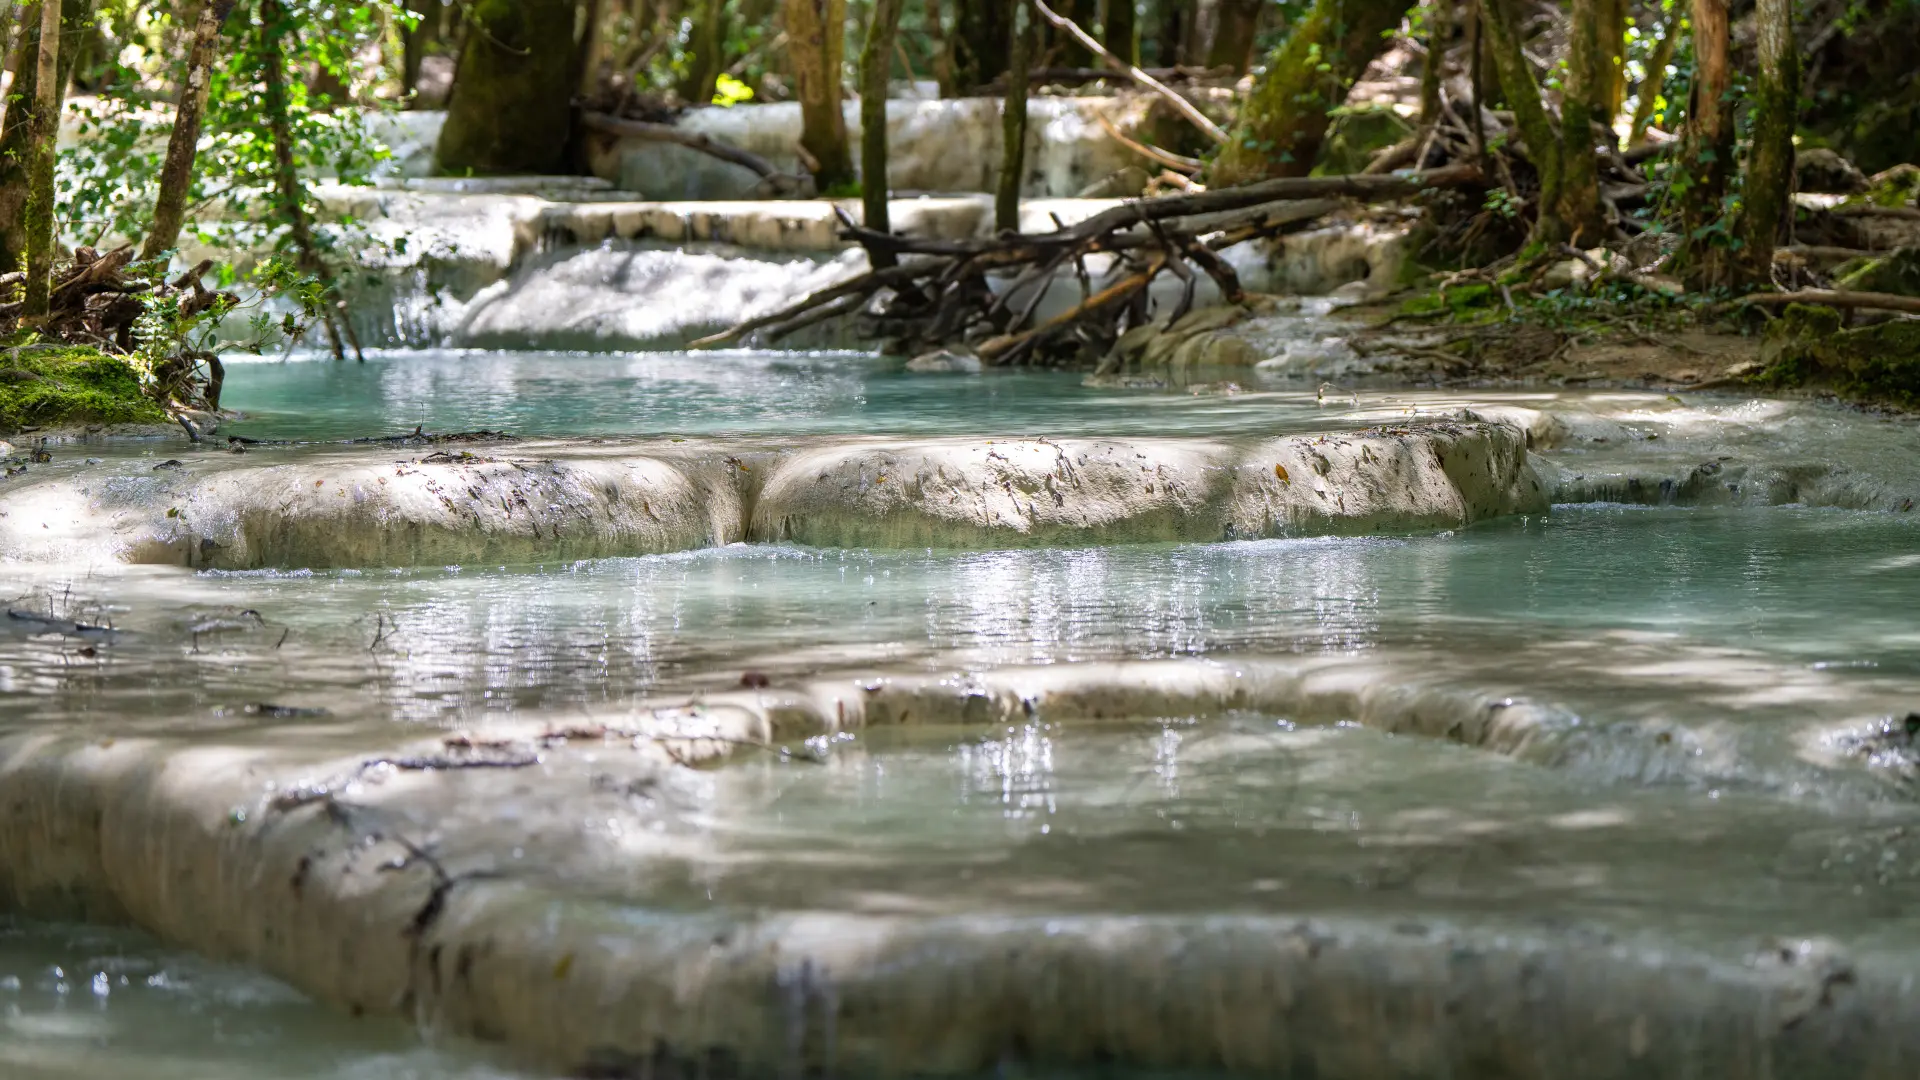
[2,655,1915,1076]
[0,422,1546,568]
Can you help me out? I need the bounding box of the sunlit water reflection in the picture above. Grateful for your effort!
[0,919,525,1079]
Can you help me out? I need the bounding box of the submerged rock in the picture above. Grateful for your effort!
[903,347,984,373]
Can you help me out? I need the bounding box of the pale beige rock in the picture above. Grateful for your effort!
[0,426,1546,566]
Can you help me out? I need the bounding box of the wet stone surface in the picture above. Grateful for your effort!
[2,351,1919,1076]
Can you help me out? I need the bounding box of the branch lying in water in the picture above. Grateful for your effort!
[691,165,1483,363]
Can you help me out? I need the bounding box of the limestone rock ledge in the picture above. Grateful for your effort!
[0,423,1547,568]
[2,658,1916,1077]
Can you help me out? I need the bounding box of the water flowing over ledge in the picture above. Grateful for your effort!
[3,653,1917,1076]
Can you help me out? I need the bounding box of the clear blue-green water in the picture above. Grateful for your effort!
[7,348,1920,1077]
[0,918,519,1079]
[6,505,1915,743]
[216,349,1485,441]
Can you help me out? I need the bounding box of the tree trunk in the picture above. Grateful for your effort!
[1674,0,1731,288]
[1419,0,1444,125]
[860,0,906,266]
[261,0,358,360]
[577,0,609,98]
[1150,0,1184,67]
[402,0,433,101]
[1056,0,1095,65]
[1594,0,1625,136]
[0,0,88,275]
[1101,0,1135,65]
[996,0,1031,231]
[953,0,1010,89]
[436,0,577,174]
[1466,0,1487,165]
[1203,0,1259,73]
[680,0,726,103]
[1480,0,1564,241]
[20,0,58,315]
[1625,5,1677,146]
[1207,0,1416,188]
[784,0,854,191]
[142,0,235,261]
[1555,0,1605,244]
[1736,0,1796,285]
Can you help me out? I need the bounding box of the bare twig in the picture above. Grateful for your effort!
[1028,0,1229,144]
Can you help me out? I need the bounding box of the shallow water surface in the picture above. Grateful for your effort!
[216,349,1518,441]
[6,346,1920,1076]
[0,919,523,1079]
[3,506,1915,800]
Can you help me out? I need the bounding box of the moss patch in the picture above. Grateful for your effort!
[1397,282,1499,320]
[1835,247,1920,296]
[0,346,167,433]
[1755,303,1920,407]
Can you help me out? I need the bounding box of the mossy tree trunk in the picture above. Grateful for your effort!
[1735,0,1797,285]
[784,0,854,191]
[860,0,906,266]
[1419,0,1445,125]
[996,0,1031,231]
[1674,0,1732,288]
[142,0,236,260]
[1626,5,1678,146]
[1101,0,1135,65]
[1594,0,1626,136]
[1206,0,1415,188]
[1203,0,1261,73]
[1480,0,1565,241]
[679,0,726,104]
[953,0,1010,90]
[20,0,60,316]
[0,0,91,276]
[435,0,577,174]
[1555,0,1606,244]
[261,0,359,360]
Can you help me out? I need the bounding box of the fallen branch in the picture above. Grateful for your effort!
[692,167,1478,359]
[1093,112,1203,174]
[1731,289,1920,315]
[1778,244,1879,262]
[1829,203,1920,222]
[1029,0,1229,145]
[579,111,785,180]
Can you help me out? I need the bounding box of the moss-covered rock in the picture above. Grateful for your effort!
[1862,164,1920,209]
[1755,303,1920,407]
[1834,247,1920,297]
[0,346,167,433]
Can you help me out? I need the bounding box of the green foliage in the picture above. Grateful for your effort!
[0,346,168,433]
[128,258,325,382]
[56,0,406,260]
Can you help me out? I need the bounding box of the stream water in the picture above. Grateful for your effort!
[4,348,1920,1075]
